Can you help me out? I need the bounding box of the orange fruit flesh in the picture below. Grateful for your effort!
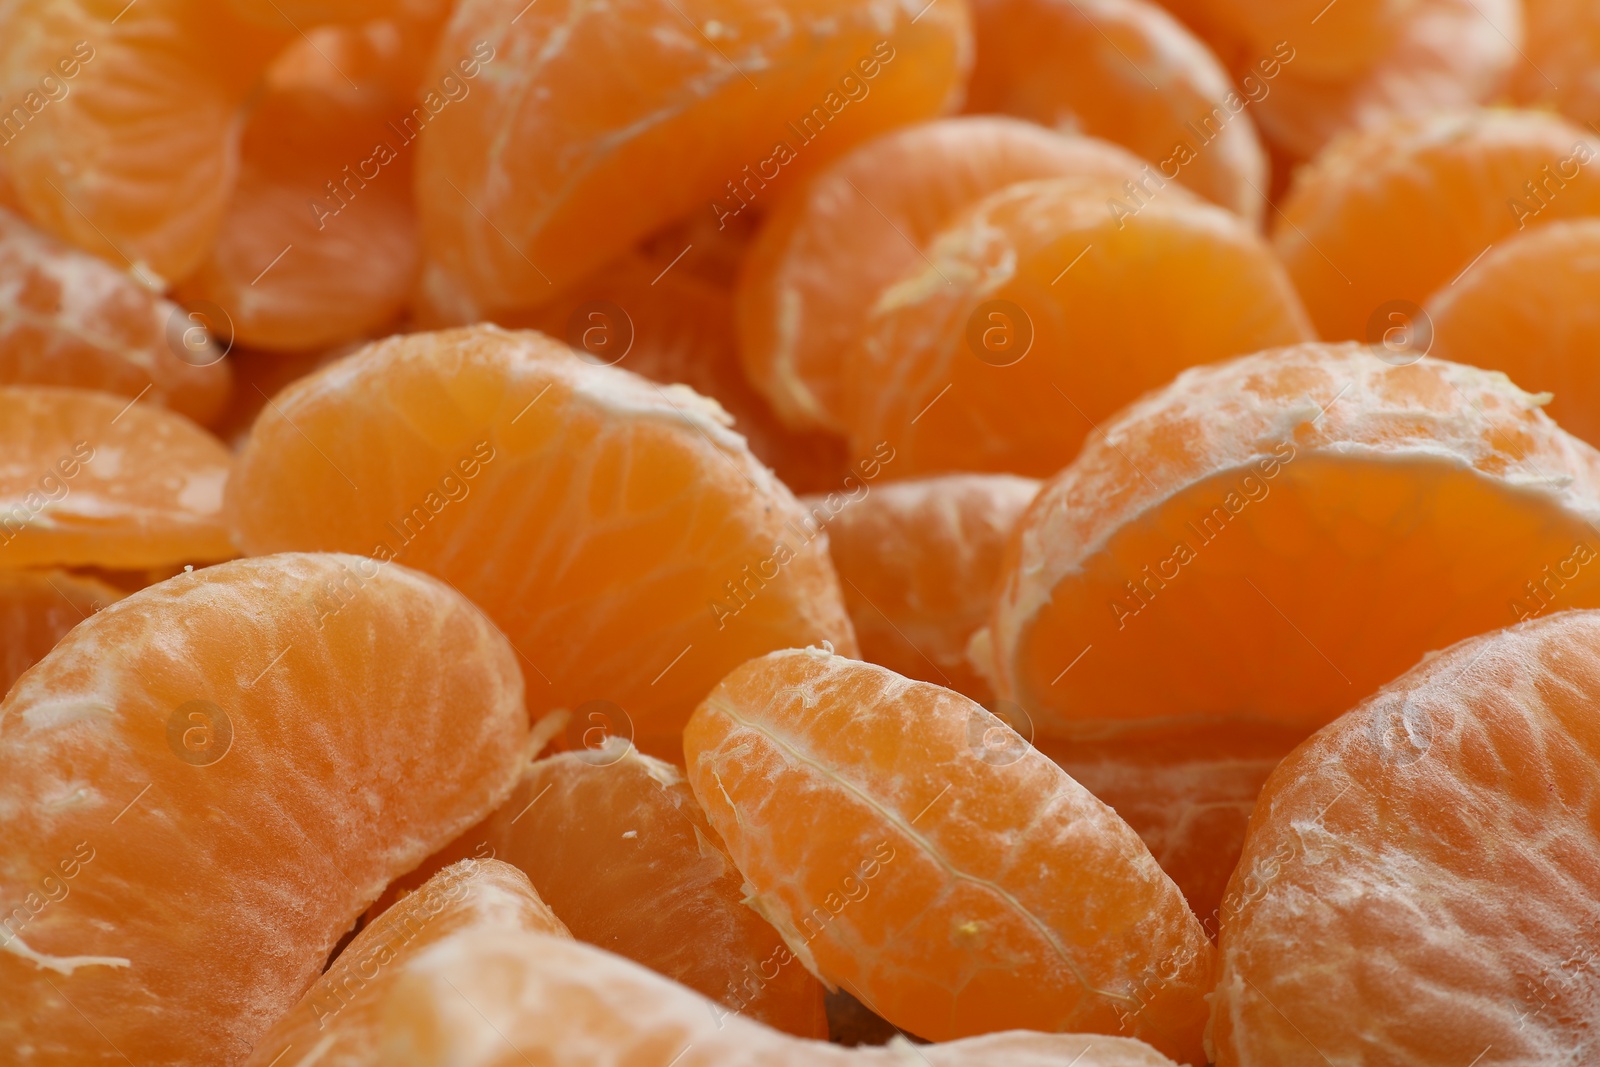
[811,473,1040,704]
[226,325,858,754]
[684,648,1213,1064]
[242,858,570,1067]
[735,118,1155,433]
[511,252,850,494]
[1426,218,1600,448]
[1512,0,1600,126]
[0,552,529,1067]
[846,175,1311,477]
[0,207,232,425]
[1274,109,1600,342]
[0,568,121,696]
[964,0,1266,223]
[379,740,829,1037]
[415,0,974,316]
[209,346,344,450]
[380,928,1186,1066]
[981,344,1600,739]
[0,385,235,569]
[0,0,288,284]
[1212,609,1600,1066]
[173,38,418,352]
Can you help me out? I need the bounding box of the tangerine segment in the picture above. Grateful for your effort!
[0,568,121,696]
[1274,109,1600,342]
[243,858,569,1067]
[683,649,1213,1063]
[975,342,1600,740]
[0,552,529,1067]
[0,207,231,425]
[0,385,234,569]
[964,0,1266,224]
[226,325,858,753]
[1034,723,1302,931]
[0,0,288,284]
[1512,0,1600,127]
[736,118,1153,433]
[173,47,418,352]
[843,175,1311,478]
[514,252,850,494]
[380,928,1185,1067]
[809,473,1040,703]
[1211,610,1600,1066]
[415,0,973,317]
[380,739,829,1037]
[1426,219,1600,448]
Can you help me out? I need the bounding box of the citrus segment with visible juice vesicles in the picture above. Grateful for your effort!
[841,173,1311,477]
[808,473,1039,704]
[1211,609,1600,1066]
[209,346,343,449]
[226,324,858,757]
[0,385,234,569]
[1425,218,1600,448]
[683,647,1214,1064]
[964,0,1266,224]
[173,32,419,352]
[514,252,849,494]
[1274,108,1600,342]
[414,0,974,319]
[242,858,570,1067]
[736,117,1154,433]
[974,341,1600,741]
[0,207,231,424]
[0,567,120,695]
[380,927,1187,1067]
[0,0,289,284]
[0,552,530,1066]
[376,738,829,1037]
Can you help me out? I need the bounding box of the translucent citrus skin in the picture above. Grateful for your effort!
[378,740,829,1037]
[810,473,1040,704]
[684,648,1214,1064]
[380,928,1186,1067]
[1274,109,1600,342]
[243,859,570,1067]
[0,553,530,1067]
[414,0,974,319]
[1211,610,1600,1066]
[1426,218,1600,448]
[964,0,1266,224]
[843,174,1311,477]
[0,208,231,425]
[0,0,288,284]
[0,385,235,569]
[976,343,1600,740]
[1511,0,1600,127]
[0,568,121,695]
[736,118,1154,433]
[226,325,858,754]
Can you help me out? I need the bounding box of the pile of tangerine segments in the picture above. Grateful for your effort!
[2,1,1600,1065]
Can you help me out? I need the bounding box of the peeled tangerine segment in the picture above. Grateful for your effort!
[735,117,1156,433]
[225,325,857,755]
[415,0,972,318]
[843,173,1311,477]
[0,568,122,696]
[979,342,1600,739]
[964,0,1267,224]
[244,858,570,1067]
[1212,610,1600,1066]
[684,649,1213,1066]
[379,928,1186,1067]
[376,739,828,1038]
[0,207,231,425]
[811,472,1041,704]
[0,553,530,1067]
[0,385,234,569]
